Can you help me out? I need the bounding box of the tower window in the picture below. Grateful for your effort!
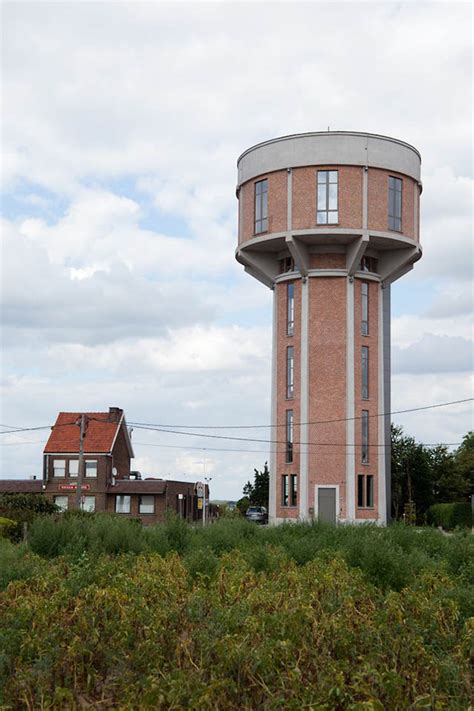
[290,474,298,506]
[287,283,295,335]
[286,409,294,463]
[255,179,268,234]
[362,346,369,400]
[361,282,369,336]
[281,474,289,507]
[388,176,402,231]
[286,346,294,399]
[317,170,338,224]
[362,410,369,464]
[357,474,374,507]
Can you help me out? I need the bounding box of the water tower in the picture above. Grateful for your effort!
[235,132,422,523]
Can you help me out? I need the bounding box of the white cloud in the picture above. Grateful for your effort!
[1,2,472,498]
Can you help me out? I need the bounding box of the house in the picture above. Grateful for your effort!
[0,407,207,524]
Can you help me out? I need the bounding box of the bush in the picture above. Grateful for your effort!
[427,502,472,530]
[0,553,471,708]
[0,517,19,541]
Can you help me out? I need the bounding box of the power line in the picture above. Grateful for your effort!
[127,397,474,430]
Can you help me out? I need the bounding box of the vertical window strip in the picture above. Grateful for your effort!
[286,409,294,463]
[362,410,369,464]
[290,474,298,506]
[362,346,369,399]
[317,170,338,224]
[282,474,289,507]
[287,283,295,335]
[361,282,369,336]
[255,179,268,233]
[388,176,402,231]
[357,474,364,507]
[366,475,374,508]
[287,346,294,399]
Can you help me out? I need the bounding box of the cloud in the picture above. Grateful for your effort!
[393,334,473,374]
[1,2,472,499]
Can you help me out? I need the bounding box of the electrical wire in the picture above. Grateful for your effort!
[1,397,471,437]
[127,397,473,430]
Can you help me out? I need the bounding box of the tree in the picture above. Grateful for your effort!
[391,424,432,520]
[452,431,474,499]
[238,462,270,511]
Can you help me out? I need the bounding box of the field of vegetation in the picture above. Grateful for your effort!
[1,515,472,709]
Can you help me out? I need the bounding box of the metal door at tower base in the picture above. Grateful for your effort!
[317,486,337,524]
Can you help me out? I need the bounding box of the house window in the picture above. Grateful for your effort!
[357,474,374,507]
[139,495,154,514]
[362,346,369,399]
[80,496,95,512]
[286,346,294,399]
[362,410,369,464]
[290,474,298,507]
[53,459,66,477]
[68,459,79,477]
[115,495,131,514]
[361,282,369,336]
[85,460,97,478]
[317,170,338,224]
[255,179,268,234]
[53,495,68,511]
[388,176,402,231]
[281,474,289,507]
[286,409,294,464]
[287,283,295,335]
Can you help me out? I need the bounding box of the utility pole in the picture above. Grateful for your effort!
[203,475,212,526]
[74,414,87,510]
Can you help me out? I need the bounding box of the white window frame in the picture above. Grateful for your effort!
[115,495,131,514]
[317,170,338,224]
[255,178,268,234]
[53,459,66,478]
[85,460,98,478]
[68,459,79,477]
[286,346,294,399]
[80,496,95,512]
[139,495,155,514]
[53,495,68,511]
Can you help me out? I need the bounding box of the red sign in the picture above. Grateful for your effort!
[58,484,91,491]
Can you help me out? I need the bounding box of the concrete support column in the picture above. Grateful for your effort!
[346,278,356,521]
[299,278,309,520]
[378,284,388,524]
[269,288,278,523]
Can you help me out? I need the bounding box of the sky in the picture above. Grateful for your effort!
[1,1,473,500]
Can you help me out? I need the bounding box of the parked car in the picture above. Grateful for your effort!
[245,506,268,524]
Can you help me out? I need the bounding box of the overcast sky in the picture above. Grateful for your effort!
[1,1,472,499]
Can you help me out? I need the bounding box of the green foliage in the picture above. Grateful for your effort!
[0,517,18,541]
[0,493,58,518]
[427,502,472,530]
[0,538,46,591]
[240,462,269,508]
[391,425,473,521]
[0,551,471,708]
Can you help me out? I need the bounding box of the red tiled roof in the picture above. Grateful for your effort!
[44,410,131,455]
[0,479,43,493]
[107,480,167,494]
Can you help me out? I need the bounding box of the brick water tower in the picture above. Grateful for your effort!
[235,132,422,524]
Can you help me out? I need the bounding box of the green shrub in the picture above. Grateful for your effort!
[0,539,46,591]
[427,502,472,530]
[0,553,471,708]
[0,517,19,541]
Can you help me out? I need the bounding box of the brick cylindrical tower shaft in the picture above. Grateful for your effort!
[235,132,422,524]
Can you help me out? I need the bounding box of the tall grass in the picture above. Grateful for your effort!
[21,514,473,621]
[1,551,471,708]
